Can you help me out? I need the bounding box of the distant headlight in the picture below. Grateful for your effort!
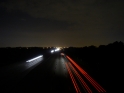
[55,48,60,51]
[51,50,54,53]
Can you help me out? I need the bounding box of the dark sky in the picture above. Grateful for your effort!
[0,0,124,47]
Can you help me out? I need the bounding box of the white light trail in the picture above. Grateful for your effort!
[26,55,43,62]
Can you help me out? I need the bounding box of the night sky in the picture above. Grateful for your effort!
[0,0,124,47]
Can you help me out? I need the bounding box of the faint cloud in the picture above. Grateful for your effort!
[1,0,124,46]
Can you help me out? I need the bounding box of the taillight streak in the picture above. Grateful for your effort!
[65,62,81,93]
[69,62,92,93]
[66,56,106,93]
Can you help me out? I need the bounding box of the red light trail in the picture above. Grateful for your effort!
[68,62,92,93]
[65,62,81,93]
[66,55,106,93]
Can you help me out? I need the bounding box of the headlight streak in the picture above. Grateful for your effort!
[68,62,92,93]
[66,55,106,93]
[26,55,43,62]
[65,62,81,93]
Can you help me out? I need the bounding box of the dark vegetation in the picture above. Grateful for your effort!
[63,41,124,92]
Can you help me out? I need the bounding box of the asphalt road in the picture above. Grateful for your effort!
[0,53,75,93]
[0,52,106,93]
[0,55,44,93]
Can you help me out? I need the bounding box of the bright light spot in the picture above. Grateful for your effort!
[51,50,54,53]
[26,55,43,62]
[55,48,60,51]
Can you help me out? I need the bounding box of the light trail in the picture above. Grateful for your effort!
[51,50,54,53]
[66,56,106,93]
[65,62,81,93]
[55,48,60,51]
[26,55,43,62]
[69,62,92,93]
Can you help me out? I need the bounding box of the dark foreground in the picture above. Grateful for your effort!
[0,53,75,93]
[1,42,124,93]
[0,53,108,93]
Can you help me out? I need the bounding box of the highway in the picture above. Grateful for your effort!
[0,52,106,93]
[0,55,43,93]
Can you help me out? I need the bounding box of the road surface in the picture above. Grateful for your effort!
[0,53,106,93]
